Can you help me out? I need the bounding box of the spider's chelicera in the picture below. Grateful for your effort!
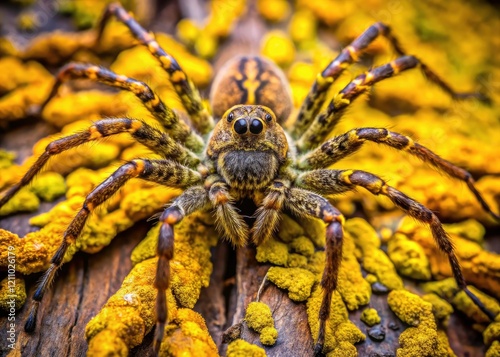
[1,3,498,356]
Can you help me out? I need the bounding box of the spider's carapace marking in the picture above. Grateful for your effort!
[210,56,293,124]
[1,2,497,356]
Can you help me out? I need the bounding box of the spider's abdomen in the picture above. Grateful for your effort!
[209,56,293,124]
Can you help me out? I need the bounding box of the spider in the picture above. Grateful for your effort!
[1,2,498,356]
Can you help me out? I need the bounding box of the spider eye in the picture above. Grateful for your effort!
[227,112,234,122]
[265,113,272,122]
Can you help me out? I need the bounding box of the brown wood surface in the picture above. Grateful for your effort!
[0,1,493,357]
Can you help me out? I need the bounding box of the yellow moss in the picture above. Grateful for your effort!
[337,229,371,310]
[227,339,267,357]
[443,219,485,243]
[452,287,500,324]
[86,257,175,353]
[260,326,278,346]
[0,187,39,215]
[256,236,289,266]
[287,253,308,268]
[388,290,440,357]
[422,294,454,324]
[30,171,66,202]
[260,30,296,67]
[87,330,129,357]
[161,308,218,356]
[387,233,432,280]
[0,277,26,311]
[257,0,291,22]
[290,236,315,257]
[360,308,381,326]
[346,218,403,290]
[289,10,317,46]
[277,214,305,242]
[130,213,217,309]
[245,301,274,333]
[42,91,129,128]
[267,267,316,301]
[487,341,500,357]
[484,322,500,345]
[307,286,365,354]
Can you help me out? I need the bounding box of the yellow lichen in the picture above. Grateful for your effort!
[277,214,305,243]
[245,301,278,345]
[0,187,39,215]
[388,289,440,357]
[290,236,315,258]
[307,286,365,354]
[346,218,404,290]
[387,233,432,281]
[422,293,454,324]
[227,339,267,357]
[30,171,67,202]
[257,0,291,23]
[255,236,289,266]
[487,341,500,357]
[360,308,381,326]
[484,322,500,345]
[260,30,296,68]
[266,267,316,301]
[0,277,26,312]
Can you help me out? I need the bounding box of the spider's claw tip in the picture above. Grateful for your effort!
[24,313,37,333]
[313,343,325,357]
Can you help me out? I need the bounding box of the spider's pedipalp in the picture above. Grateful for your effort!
[296,168,496,321]
[284,187,345,355]
[97,2,214,134]
[298,127,500,220]
[22,159,202,334]
[0,118,201,209]
[39,63,205,152]
[251,179,289,245]
[207,177,249,246]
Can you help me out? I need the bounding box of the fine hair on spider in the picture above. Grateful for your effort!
[1,2,498,356]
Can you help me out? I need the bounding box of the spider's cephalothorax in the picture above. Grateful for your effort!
[1,3,498,356]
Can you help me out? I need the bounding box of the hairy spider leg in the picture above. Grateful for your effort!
[155,186,209,355]
[251,179,288,245]
[206,175,248,246]
[38,63,204,152]
[292,22,486,139]
[97,2,214,134]
[298,127,500,220]
[296,168,498,323]
[283,187,345,356]
[0,118,200,209]
[24,159,202,334]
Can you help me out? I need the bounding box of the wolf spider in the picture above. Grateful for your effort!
[1,2,498,356]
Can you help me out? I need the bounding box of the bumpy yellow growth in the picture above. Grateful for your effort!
[131,212,218,308]
[422,293,454,324]
[257,0,291,22]
[256,237,289,266]
[360,308,381,326]
[0,187,39,216]
[245,302,278,345]
[0,277,26,312]
[261,30,296,67]
[387,233,431,280]
[267,267,316,302]
[227,339,267,357]
[388,289,451,357]
[346,218,404,290]
[307,287,365,354]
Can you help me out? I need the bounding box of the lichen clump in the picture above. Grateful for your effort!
[245,302,278,345]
